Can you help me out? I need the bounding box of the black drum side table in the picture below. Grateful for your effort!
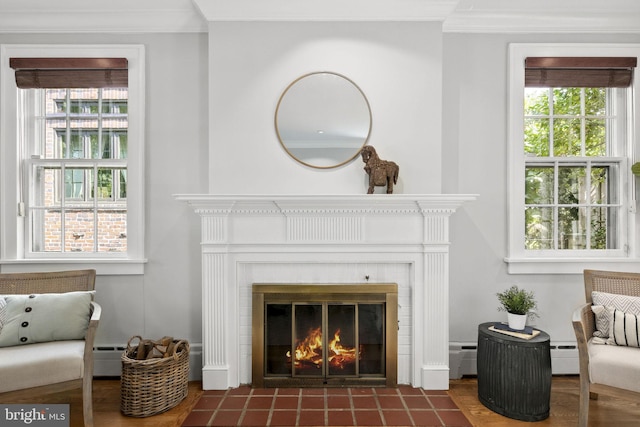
[477,322,552,422]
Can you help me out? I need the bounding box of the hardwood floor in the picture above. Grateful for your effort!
[2,378,203,427]
[448,376,640,427]
[3,376,640,426]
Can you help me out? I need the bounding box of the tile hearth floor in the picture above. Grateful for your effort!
[181,385,472,427]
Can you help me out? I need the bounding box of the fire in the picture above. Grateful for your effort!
[287,327,323,368]
[328,329,357,369]
[286,327,357,371]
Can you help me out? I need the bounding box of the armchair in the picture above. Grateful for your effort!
[572,269,640,427]
[0,269,100,427]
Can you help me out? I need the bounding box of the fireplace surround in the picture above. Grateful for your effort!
[175,194,475,390]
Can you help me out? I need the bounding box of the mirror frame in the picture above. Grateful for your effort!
[275,71,372,169]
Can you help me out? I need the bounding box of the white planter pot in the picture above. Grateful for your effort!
[507,312,527,330]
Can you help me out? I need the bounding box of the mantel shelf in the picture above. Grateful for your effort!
[174,194,478,213]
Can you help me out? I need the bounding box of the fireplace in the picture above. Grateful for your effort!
[252,284,398,387]
[175,194,475,390]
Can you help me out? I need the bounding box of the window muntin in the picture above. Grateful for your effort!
[24,88,128,254]
[523,87,625,253]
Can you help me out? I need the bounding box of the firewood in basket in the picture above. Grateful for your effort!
[165,341,176,358]
[135,340,149,360]
[146,345,163,359]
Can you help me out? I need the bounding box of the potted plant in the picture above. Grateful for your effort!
[496,285,538,330]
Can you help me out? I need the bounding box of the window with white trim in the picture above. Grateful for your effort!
[507,44,640,274]
[0,45,145,274]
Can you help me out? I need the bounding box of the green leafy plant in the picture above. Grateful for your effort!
[496,285,538,316]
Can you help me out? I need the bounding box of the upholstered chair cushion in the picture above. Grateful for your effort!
[588,339,640,393]
[0,340,85,393]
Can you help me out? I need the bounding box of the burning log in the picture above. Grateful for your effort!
[286,327,358,371]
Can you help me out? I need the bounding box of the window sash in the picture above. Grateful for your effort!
[524,157,624,252]
[26,158,128,255]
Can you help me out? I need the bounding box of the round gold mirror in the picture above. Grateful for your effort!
[275,72,372,169]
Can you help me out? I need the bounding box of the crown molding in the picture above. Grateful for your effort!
[192,0,457,22]
[1,0,640,34]
[443,0,640,33]
[443,11,640,34]
[0,0,207,34]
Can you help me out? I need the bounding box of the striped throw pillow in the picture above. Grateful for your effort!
[607,308,640,348]
[592,292,640,338]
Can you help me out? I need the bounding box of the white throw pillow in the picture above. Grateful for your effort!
[607,308,640,348]
[592,291,640,338]
[0,291,94,347]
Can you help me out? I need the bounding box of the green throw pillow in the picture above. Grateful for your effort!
[0,291,94,347]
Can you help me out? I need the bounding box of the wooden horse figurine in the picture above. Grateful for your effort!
[360,145,399,194]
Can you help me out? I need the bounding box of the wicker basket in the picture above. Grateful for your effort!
[120,336,190,417]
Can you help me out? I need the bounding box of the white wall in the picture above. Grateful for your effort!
[442,32,640,350]
[208,22,443,194]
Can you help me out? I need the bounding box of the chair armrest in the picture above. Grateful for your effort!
[84,302,101,359]
[572,303,595,344]
[572,303,596,343]
[572,303,594,381]
[89,301,102,328]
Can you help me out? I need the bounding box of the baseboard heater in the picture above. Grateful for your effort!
[92,343,203,381]
[449,342,579,379]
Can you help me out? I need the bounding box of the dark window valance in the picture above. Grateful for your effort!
[9,58,128,89]
[525,57,637,88]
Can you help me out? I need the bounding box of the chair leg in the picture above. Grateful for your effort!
[578,377,590,427]
[82,374,94,427]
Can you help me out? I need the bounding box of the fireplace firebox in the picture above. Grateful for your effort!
[252,284,398,387]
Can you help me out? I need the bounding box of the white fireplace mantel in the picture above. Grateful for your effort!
[175,194,476,390]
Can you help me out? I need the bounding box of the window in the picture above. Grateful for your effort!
[0,45,145,274]
[524,86,624,251]
[26,88,128,253]
[507,44,640,274]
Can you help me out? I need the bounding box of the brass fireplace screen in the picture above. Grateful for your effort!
[252,284,398,387]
